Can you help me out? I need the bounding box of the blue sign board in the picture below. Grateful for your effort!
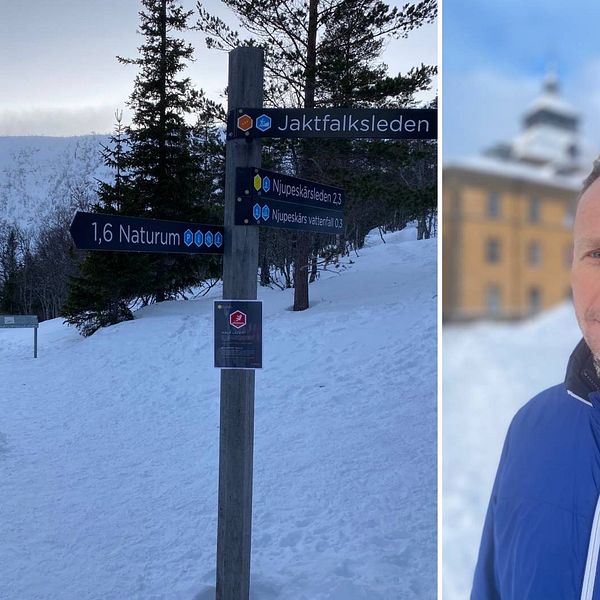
[70,212,224,255]
[235,197,344,234]
[237,167,345,211]
[228,107,437,140]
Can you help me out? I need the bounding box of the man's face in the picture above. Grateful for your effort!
[572,178,600,358]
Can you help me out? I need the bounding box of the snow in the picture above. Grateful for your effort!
[0,135,110,232]
[0,227,436,600]
[512,123,579,167]
[445,155,583,190]
[443,303,582,599]
[524,90,579,120]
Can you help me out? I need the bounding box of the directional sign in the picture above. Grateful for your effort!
[0,315,38,328]
[237,167,345,211]
[1,315,39,358]
[235,196,344,234]
[70,211,224,255]
[214,300,262,369]
[228,107,437,140]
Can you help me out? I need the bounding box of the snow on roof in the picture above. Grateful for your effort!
[445,155,583,192]
[512,124,578,165]
[523,72,579,119]
[524,93,579,120]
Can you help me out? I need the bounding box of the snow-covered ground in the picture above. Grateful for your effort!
[443,304,582,599]
[0,228,436,600]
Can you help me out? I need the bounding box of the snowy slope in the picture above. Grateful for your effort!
[0,136,110,232]
[0,228,436,600]
[443,304,581,599]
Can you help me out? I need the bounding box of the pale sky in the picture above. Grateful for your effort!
[0,0,437,136]
[444,0,600,160]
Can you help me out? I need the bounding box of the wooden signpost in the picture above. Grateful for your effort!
[216,47,263,600]
[215,46,437,600]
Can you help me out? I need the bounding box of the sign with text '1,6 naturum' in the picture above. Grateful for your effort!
[228,107,437,140]
[69,211,224,255]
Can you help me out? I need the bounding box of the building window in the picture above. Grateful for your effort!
[485,238,500,263]
[486,285,501,315]
[528,241,542,266]
[528,287,542,313]
[487,191,500,218]
[528,197,540,223]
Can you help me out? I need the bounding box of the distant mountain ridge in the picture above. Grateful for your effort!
[0,135,112,233]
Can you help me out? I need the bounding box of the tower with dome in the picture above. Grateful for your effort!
[443,72,595,320]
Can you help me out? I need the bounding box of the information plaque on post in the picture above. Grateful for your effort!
[214,300,262,369]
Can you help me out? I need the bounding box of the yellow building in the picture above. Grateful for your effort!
[443,74,591,321]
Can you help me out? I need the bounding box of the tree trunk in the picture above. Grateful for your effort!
[293,0,318,311]
[293,232,310,310]
[260,254,270,286]
[309,252,318,283]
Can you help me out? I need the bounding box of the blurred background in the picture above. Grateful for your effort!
[443,1,600,598]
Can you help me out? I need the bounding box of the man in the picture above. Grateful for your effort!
[472,161,600,600]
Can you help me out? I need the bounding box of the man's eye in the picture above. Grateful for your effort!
[589,251,600,258]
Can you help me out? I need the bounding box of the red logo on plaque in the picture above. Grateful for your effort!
[229,310,247,329]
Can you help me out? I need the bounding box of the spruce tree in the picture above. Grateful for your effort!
[63,114,142,335]
[64,0,224,335]
[118,0,218,302]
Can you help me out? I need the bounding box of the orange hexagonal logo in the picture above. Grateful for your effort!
[237,114,253,132]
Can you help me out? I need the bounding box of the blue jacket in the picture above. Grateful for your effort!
[472,339,600,600]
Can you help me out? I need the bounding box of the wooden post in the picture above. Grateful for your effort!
[216,46,263,600]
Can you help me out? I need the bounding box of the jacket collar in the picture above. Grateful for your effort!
[565,338,600,402]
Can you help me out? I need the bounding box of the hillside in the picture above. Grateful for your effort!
[0,228,436,600]
[0,135,110,232]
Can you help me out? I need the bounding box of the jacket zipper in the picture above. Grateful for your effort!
[581,492,600,600]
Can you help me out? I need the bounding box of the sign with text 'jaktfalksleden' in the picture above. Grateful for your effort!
[236,167,345,210]
[214,300,262,369]
[70,211,224,255]
[228,108,437,140]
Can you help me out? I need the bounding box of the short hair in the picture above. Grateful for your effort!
[582,158,600,196]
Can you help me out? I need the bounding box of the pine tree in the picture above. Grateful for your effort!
[196,0,437,309]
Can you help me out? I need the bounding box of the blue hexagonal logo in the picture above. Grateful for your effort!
[253,203,261,220]
[184,229,193,247]
[256,114,272,132]
[194,230,203,247]
[262,176,271,192]
[215,232,223,248]
[262,205,270,221]
[205,231,213,247]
